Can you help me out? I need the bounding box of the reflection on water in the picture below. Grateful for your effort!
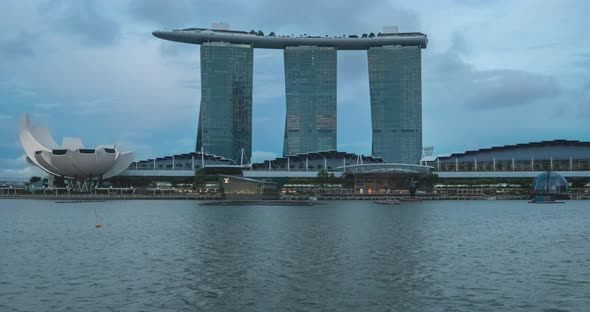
[0,200,589,311]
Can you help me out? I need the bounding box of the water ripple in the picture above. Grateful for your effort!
[1,200,589,311]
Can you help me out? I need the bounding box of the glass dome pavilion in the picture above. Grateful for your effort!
[532,171,569,194]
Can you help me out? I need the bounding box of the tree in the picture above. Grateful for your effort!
[194,169,207,187]
[317,169,330,186]
[418,173,439,192]
[361,33,368,38]
[29,176,41,184]
[369,32,375,38]
[269,32,276,36]
[249,29,256,34]
[257,30,264,36]
[342,174,355,188]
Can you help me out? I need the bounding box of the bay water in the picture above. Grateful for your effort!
[1,199,588,311]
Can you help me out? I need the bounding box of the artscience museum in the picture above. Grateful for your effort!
[18,113,134,189]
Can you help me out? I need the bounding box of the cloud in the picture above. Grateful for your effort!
[34,102,63,110]
[128,0,236,29]
[129,0,420,35]
[0,33,37,57]
[176,137,194,148]
[0,166,44,179]
[246,0,419,34]
[1,0,589,170]
[0,154,27,167]
[466,70,561,109]
[41,0,121,46]
[451,32,470,56]
[425,50,562,110]
[251,151,277,163]
[573,53,590,68]
[0,154,44,179]
[0,81,37,98]
[420,33,584,154]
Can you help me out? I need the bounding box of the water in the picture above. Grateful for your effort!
[0,199,589,311]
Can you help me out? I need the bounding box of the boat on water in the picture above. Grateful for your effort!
[529,195,565,204]
[374,199,401,205]
[55,200,107,204]
[200,200,326,206]
[400,197,422,202]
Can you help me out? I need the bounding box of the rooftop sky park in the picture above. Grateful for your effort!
[152,27,428,50]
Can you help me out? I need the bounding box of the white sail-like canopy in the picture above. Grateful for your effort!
[18,113,134,179]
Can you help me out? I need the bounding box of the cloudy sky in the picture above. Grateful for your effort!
[1,0,589,178]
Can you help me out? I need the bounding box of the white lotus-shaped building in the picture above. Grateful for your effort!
[18,113,134,180]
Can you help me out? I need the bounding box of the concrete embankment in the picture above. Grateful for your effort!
[0,194,221,201]
[282,194,529,201]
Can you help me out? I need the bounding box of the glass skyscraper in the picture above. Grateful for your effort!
[283,46,337,156]
[155,26,428,165]
[368,45,422,164]
[196,42,253,163]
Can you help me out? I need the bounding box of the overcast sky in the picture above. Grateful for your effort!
[1,0,589,178]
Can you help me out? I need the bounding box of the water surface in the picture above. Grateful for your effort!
[0,200,588,311]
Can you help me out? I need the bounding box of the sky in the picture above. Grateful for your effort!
[1,0,589,178]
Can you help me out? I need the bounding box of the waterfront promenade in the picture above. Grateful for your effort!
[2,192,589,201]
[0,193,221,201]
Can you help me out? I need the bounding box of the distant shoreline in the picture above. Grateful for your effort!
[0,194,550,201]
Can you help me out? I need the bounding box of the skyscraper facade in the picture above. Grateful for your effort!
[368,45,422,164]
[283,46,337,156]
[155,26,427,164]
[196,42,253,163]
